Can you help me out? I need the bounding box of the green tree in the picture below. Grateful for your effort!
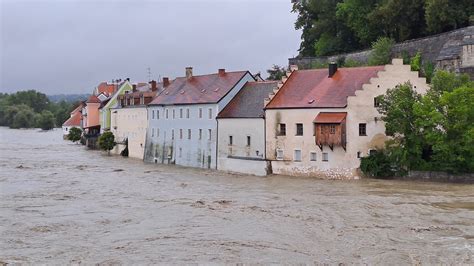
[98,131,115,155]
[266,65,287,81]
[68,127,82,143]
[425,0,473,33]
[36,110,55,130]
[410,52,422,71]
[368,37,395,65]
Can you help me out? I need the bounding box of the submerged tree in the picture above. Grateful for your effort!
[98,131,115,155]
[68,127,82,143]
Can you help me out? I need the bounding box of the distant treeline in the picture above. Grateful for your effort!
[48,94,88,103]
[293,0,473,56]
[0,90,80,130]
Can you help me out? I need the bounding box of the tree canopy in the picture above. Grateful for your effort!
[98,131,115,155]
[293,0,473,57]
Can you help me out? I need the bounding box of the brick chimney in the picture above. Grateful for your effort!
[328,62,337,78]
[162,77,170,87]
[218,69,226,76]
[150,80,157,91]
[185,67,193,79]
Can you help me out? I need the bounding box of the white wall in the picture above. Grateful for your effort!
[217,118,267,176]
[111,107,148,159]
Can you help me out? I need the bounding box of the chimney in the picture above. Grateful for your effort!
[218,69,226,76]
[150,80,157,91]
[328,62,337,78]
[185,67,193,79]
[132,84,137,92]
[162,77,170,87]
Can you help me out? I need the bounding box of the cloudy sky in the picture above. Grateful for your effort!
[1,0,301,95]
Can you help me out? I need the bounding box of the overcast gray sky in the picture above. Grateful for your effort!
[1,0,301,95]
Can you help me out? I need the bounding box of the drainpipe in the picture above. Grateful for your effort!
[215,116,219,170]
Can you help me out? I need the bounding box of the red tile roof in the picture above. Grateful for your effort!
[218,81,278,118]
[149,71,251,105]
[314,112,347,123]
[63,111,82,127]
[265,66,384,109]
[97,82,117,95]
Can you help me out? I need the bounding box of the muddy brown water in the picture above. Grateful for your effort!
[0,127,473,264]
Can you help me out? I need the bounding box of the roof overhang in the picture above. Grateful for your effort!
[314,112,347,123]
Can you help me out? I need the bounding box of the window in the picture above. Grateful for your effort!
[179,129,183,139]
[321,126,325,134]
[322,152,329,162]
[199,108,203,118]
[359,123,367,136]
[186,108,190,118]
[156,128,159,137]
[172,109,175,119]
[276,149,284,160]
[330,125,336,134]
[157,110,160,119]
[369,149,377,156]
[229,135,233,145]
[279,123,286,136]
[246,136,251,146]
[188,129,191,139]
[357,151,361,158]
[180,108,183,118]
[310,152,317,161]
[179,147,182,158]
[199,129,202,140]
[294,150,302,161]
[208,108,213,119]
[296,123,303,136]
[208,129,212,140]
[166,109,169,119]
[171,129,174,140]
[152,110,155,120]
[152,128,155,137]
[374,97,381,107]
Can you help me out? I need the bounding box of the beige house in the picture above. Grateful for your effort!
[111,81,160,159]
[216,81,278,176]
[264,59,429,179]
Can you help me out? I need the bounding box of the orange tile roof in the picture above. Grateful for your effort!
[97,82,117,95]
[63,111,82,127]
[314,112,347,123]
[266,66,384,109]
[86,95,101,103]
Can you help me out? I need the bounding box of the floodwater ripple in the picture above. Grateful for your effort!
[0,127,473,264]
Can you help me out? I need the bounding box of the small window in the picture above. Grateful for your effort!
[294,150,302,161]
[276,149,284,160]
[157,110,160,119]
[199,129,202,140]
[296,123,303,136]
[179,147,182,158]
[246,136,251,146]
[374,96,381,107]
[369,149,377,156]
[152,110,155,120]
[279,123,286,136]
[330,125,336,134]
[359,123,367,136]
[172,109,175,119]
[179,129,183,139]
[208,108,213,119]
[156,128,159,137]
[322,152,329,162]
[188,129,191,139]
[208,129,212,140]
[199,108,203,118]
[186,108,190,118]
[171,129,174,140]
[357,151,361,158]
[166,109,169,119]
[229,135,233,145]
[180,108,183,118]
[310,152,317,161]
[152,128,155,137]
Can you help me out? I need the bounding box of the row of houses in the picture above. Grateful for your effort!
[63,59,429,179]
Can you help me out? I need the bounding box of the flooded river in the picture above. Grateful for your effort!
[0,127,473,264]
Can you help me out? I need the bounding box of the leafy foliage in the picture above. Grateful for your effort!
[266,65,287,81]
[0,90,77,129]
[365,71,474,177]
[292,0,472,57]
[98,131,115,155]
[410,52,422,71]
[68,127,82,143]
[368,37,395,65]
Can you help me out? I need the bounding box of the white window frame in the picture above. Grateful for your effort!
[294,149,302,162]
[276,149,284,160]
[310,152,317,161]
[322,152,329,162]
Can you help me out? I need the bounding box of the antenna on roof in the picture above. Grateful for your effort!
[147,67,152,82]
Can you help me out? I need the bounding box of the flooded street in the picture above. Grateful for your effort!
[0,128,473,264]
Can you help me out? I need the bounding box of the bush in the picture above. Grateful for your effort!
[68,127,82,143]
[36,110,55,130]
[422,61,434,83]
[401,50,411,64]
[368,37,394,66]
[410,52,422,72]
[98,131,115,155]
[360,148,407,178]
